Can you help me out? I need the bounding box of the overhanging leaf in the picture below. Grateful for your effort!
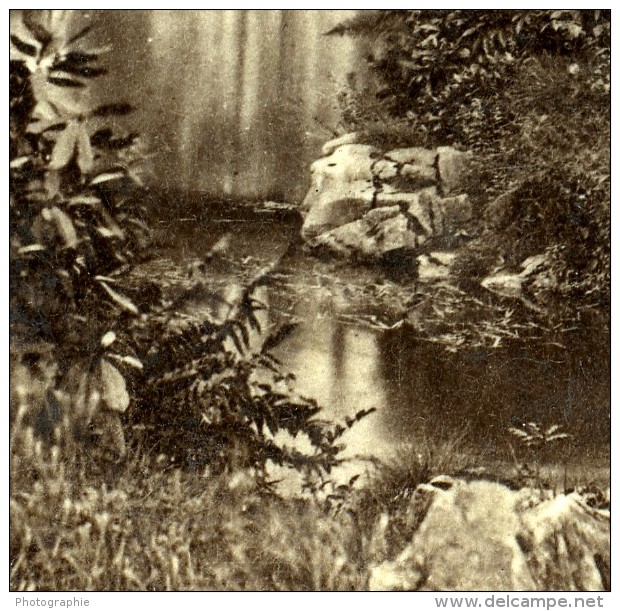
[101,331,117,348]
[49,206,78,248]
[94,275,118,283]
[108,354,143,371]
[10,157,31,169]
[66,24,94,45]
[90,171,126,186]
[52,63,107,78]
[99,209,125,239]
[59,50,99,64]
[90,103,135,118]
[22,13,53,46]
[89,128,113,148]
[96,226,123,239]
[68,195,101,208]
[76,122,94,173]
[47,76,86,88]
[91,132,139,151]
[99,359,130,413]
[18,243,47,254]
[49,122,79,170]
[10,34,38,57]
[98,280,139,315]
[261,323,299,353]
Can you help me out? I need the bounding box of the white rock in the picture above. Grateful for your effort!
[313,207,424,259]
[372,158,398,181]
[321,132,360,156]
[369,478,610,591]
[302,141,473,256]
[385,146,437,167]
[301,144,378,238]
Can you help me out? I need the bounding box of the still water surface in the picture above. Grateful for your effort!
[154,210,610,484]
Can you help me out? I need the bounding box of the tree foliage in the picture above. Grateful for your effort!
[331,10,609,147]
[10,10,150,452]
[330,9,610,322]
[10,10,362,483]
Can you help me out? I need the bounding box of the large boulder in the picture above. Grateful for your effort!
[368,477,610,591]
[311,205,419,259]
[301,137,473,260]
[301,144,377,239]
[310,189,472,261]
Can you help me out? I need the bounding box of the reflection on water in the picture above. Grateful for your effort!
[272,292,387,462]
[270,287,609,474]
[161,213,610,480]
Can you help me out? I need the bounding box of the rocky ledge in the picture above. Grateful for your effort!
[300,133,473,274]
[301,134,562,310]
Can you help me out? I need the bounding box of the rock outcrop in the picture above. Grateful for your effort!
[368,476,610,591]
[301,135,473,269]
[481,253,558,312]
[301,144,377,239]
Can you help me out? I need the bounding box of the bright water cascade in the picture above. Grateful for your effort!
[88,10,359,201]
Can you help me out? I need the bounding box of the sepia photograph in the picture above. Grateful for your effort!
[9,7,611,595]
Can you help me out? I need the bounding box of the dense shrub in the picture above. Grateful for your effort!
[331,10,609,149]
[10,10,150,454]
[330,9,610,321]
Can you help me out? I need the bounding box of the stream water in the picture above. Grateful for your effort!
[150,206,610,487]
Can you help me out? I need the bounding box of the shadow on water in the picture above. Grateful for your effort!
[154,206,610,480]
[376,325,610,463]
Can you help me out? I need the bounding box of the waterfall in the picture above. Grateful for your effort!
[87,10,360,202]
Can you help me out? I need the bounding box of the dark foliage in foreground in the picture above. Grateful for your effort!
[10,9,364,486]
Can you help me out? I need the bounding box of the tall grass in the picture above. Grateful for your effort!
[10,420,368,591]
[12,401,608,591]
[349,437,475,563]
[11,404,466,591]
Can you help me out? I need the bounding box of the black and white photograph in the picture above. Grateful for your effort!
[9,7,611,596]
